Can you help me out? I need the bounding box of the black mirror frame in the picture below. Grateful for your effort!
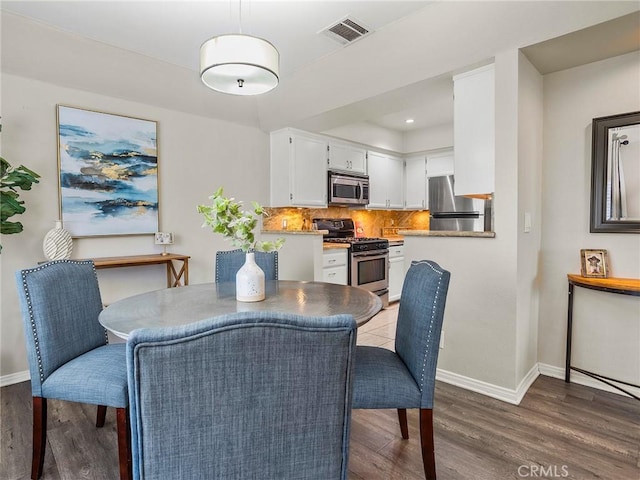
[590,111,640,233]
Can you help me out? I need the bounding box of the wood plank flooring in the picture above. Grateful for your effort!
[1,375,638,480]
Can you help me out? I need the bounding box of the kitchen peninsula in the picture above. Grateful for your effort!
[401,230,496,238]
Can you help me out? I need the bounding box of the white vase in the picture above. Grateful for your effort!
[43,221,73,261]
[236,252,265,302]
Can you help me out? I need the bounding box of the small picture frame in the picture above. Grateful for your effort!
[580,249,609,278]
[154,232,174,245]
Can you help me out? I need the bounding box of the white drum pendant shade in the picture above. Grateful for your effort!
[200,34,279,95]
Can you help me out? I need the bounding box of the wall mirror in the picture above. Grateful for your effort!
[590,111,640,233]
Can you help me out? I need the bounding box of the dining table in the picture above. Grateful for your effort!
[99,280,383,339]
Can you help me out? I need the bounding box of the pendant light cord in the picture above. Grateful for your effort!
[238,0,243,34]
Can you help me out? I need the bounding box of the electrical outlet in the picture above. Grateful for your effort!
[439,331,444,349]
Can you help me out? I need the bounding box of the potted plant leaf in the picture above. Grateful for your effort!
[197,187,284,301]
[1,156,40,253]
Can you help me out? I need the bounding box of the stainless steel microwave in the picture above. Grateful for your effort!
[328,171,369,206]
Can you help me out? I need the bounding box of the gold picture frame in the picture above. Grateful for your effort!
[580,249,609,278]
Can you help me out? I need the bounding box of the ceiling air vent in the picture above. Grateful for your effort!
[321,16,371,45]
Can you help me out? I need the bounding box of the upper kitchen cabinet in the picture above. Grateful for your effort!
[453,64,495,196]
[404,155,428,210]
[270,128,328,207]
[426,149,454,178]
[368,151,404,209]
[328,140,367,174]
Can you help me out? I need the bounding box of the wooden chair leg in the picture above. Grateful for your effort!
[31,397,47,480]
[420,408,436,480]
[397,408,409,439]
[116,408,132,480]
[96,405,107,428]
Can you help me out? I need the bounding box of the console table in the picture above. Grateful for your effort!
[91,253,190,288]
[565,274,640,400]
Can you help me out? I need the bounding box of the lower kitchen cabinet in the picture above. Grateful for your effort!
[322,249,348,285]
[388,244,405,302]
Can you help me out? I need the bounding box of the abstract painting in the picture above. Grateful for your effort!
[57,106,158,237]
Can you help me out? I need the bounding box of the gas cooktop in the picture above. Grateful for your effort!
[324,237,385,244]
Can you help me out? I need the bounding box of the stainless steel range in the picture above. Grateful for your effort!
[314,218,389,307]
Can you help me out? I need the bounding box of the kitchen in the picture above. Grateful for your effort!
[262,64,496,308]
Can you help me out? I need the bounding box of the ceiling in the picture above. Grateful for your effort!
[2,2,639,135]
[1,1,428,79]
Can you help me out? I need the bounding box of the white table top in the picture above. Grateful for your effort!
[99,280,383,339]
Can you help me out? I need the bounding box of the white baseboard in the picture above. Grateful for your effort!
[436,364,539,405]
[5,364,635,401]
[538,363,640,398]
[0,370,30,387]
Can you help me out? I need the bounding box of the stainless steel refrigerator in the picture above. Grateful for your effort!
[428,175,492,232]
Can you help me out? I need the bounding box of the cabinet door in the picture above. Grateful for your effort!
[388,256,404,302]
[386,155,404,209]
[426,149,454,178]
[366,151,389,208]
[404,155,427,210]
[453,64,495,195]
[291,134,328,207]
[329,141,367,174]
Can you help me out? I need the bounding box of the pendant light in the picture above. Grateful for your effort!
[200,0,279,95]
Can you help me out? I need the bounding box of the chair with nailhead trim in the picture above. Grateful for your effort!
[15,260,131,480]
[352,260,450,480]
[127,311,356,480]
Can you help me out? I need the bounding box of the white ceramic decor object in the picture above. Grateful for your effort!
[43,221,73,261]
[236,252,265,302]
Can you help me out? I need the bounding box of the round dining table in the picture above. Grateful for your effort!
[99,280,383,339]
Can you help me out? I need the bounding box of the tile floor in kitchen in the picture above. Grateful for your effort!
[356,301,398,349]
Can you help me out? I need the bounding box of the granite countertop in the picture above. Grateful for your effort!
[383,235,405,245]
[323,243,351,250]
[261,229,328,235]
[399,230,496,238]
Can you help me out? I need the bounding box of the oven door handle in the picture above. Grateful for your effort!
[352,250,389,258]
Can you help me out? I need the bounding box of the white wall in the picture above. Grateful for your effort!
[515,52,543,386]
[403,123,453,154]
[323,121,454,156]
[322,122,403,153]
[1,74,270,380]
[538,51,640,389]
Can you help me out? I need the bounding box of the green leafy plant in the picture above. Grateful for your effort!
[197,187,284,253]
[1,156,41,253]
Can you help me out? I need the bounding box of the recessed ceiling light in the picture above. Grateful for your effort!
[405,119,414,124]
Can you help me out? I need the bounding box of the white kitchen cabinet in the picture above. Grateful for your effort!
[404,155,428,210]
[328,140,367,174]
[367,151,404,209]
[322,249,348,285]
[426,149,454,178]
[453,63,495,196]
[270,128,328,207]
[388,244,405,302]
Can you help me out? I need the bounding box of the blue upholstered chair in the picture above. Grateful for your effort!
[352,260,450,480]
[215,248,278,282]
[127,311,356,480]
[15,260,131,480]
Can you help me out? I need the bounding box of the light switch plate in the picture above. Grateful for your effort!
[524,213,532,233]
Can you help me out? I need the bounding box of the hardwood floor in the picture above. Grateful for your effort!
[2,376,638,479]
[2,304,638,479]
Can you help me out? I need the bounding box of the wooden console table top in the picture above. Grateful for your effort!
[91,253,190,268]
[90,253,190,288]
[567,274,640,295]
